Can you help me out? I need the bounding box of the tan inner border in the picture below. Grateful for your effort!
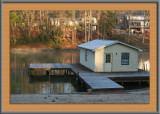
[2,3,157,112]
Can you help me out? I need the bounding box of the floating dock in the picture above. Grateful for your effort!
[29,63,149,90]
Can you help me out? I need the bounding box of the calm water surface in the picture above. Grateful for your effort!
[10,49,149,94]
[10,49,82,94]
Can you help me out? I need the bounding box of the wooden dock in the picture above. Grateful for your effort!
[29,63,149,90]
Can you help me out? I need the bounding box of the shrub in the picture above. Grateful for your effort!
[52,43,62,49]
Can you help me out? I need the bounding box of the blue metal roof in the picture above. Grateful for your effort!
[77,39,142,51]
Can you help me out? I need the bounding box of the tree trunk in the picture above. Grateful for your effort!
[90,10,92,40]
[56,12,59,43]
[142,11,145,43]
[106,31,107,39]
[74,12,76,44]
[103,29,105,39]
[53,19,55,40]
[30,11,34,37]
[88,22,90,41]
[97,24,99,39]
[40,11,41,30]
[88,11,90,41]
[63,28,65,39]
[13,23,17,45]
[62,11,65,39]
[101,28,103,39]
[84,10,87,42]
[59,11,62,42]
[74,30,76,43]
[27,13,31,38]
[72,30,74,45]
[72,11,75,45]
[128,13,131,43]
[46,11,49,31]
[97,10,101,39]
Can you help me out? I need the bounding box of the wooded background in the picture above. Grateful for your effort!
[10,10,149,48]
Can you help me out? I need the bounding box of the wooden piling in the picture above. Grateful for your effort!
[122,82,124,86]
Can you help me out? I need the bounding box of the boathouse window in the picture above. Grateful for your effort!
[121,53,129,65]
[85,50,87,61]
[106,54,111,63]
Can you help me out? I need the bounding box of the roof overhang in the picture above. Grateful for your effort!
[93,41,143,52]
[77,40,143,52]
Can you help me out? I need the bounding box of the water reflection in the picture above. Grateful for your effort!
[10,49,149,94]
[28,75,84,94]
[138,52,150,71]
[10,49,80,94]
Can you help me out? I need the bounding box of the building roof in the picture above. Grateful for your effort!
[77,39,143,51]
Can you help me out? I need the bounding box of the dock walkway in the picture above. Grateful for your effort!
[29,63,149,90]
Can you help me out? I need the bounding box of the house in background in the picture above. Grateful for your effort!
[77,39,142,72]
[50,17,97,31]
[123,15,150,34]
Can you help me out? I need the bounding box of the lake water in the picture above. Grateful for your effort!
[10,49,149,94]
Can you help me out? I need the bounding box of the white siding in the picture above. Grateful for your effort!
[94,44,139,72]
[80,48,95,71]
[95,47,104,72]
[104,44,138,72]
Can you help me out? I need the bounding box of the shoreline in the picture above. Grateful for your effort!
[10,47,149,53]
[10,48,80,53]
[10,89,149,104]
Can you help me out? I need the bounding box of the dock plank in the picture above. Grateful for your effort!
[78,73,123,89]
[29,63,149,90]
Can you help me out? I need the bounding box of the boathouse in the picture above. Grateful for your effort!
[77,39,142,72]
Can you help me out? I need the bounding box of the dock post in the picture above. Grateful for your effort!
[87,89,93,94]
[46,70,49,76]
[64,70,66,75]
[138,81,141,89]
[66,70,68,75]
[53,70,56,75]
[75,72,79,84]
[122,81,124,86]
[58,70,60,75]
[69,70,71,75]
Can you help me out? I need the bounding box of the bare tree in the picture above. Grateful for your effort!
[142,11,146,43]
[84,10,87,42]
[127,11,132,43]
[90,10,92,41]
[72,11,76,45]
[88,11,91,41]
[97,10,101,39]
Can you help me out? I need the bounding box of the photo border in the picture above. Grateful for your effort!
[0,0,159,113]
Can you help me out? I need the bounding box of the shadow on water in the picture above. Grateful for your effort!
[117,82,149,90]
[10,49,149,94]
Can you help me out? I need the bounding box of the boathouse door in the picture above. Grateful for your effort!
[104,53,112,72]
